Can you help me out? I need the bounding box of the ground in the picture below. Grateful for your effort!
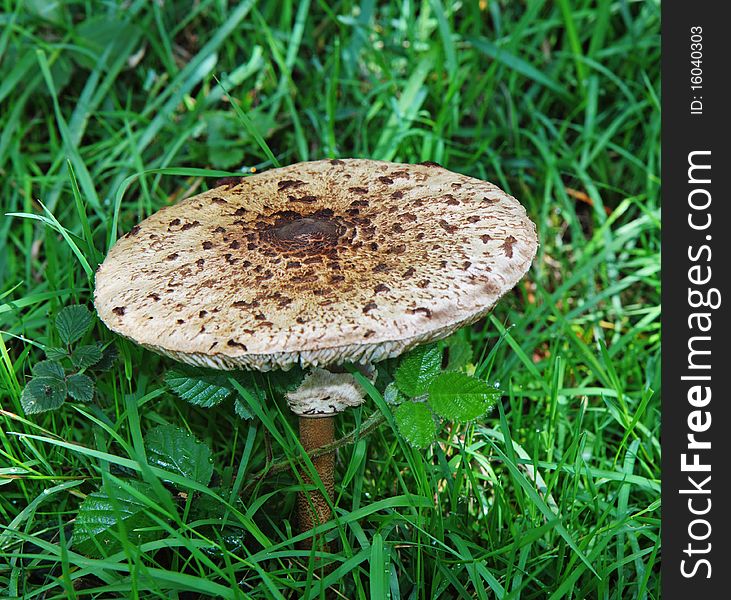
[0,1,660,598]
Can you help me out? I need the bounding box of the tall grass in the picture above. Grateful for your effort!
[0,1,660,598]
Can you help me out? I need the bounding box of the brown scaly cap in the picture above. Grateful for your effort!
[94,159,538,371]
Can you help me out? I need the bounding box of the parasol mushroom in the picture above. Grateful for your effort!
[94,158,538,547]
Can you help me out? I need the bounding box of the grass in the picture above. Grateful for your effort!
[0,1,660,598]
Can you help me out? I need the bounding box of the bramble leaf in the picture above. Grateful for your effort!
[92,344,118,371]
[428,372,500,422]
[73,480,171,557]
[67,373,95,402]
[395,402,436,448]
[444,337,473,371]
[384,381,407,405]
[31,360,65,379]
[56,305,94,344]
[145,424,214,487]
[44,346,68,361]
[395,343,442,397]
[234,399,253,420]
[164,366,238,408]
[165,367,262,417]
[265,366,306,395]
[71,344,104,369]
[21,377,67,414]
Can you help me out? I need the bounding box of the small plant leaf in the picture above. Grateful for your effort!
[395,343,442,397]
[384,381,407,405]
[71,344,104,369]
[189,490,247,557]
[265,365,306,395]
[164,366,237,407]
[67,373,95,402]
[31,360,65,379]
[234,399,253,420]
[444,337,473,371]
[206,111,246,169]
[21,377,68,414]
[395,401,436,448]
[428,372,500,422]
[92,344,118,371]
[72,480,171,557]
[145,424,214,487]
[56,305,94,344]
[44,346,68,361]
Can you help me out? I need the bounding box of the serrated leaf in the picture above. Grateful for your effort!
[395,402,436,448]
[234,399,253,420]
[164,366,236,407]
[266,366,306,395]
[145,424,213,487]
[190,489,247,557]
[374,356,399,390]
[67,373,95,402]
[92,344,119,371]
[45,346,68,361]
[31,360,65,379]
[384,381,407,405]
[21,377,67,414]
[72,480,171,557]
[71,344,104,369]
[395,343,443,397]
[165,367,261,413]
[428,372,500,422]
[56,305,94,344]
[445,338,473,371]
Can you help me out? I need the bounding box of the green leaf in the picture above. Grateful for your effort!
[55,305,94,344]
[266,365,306,395]
[189,490,247,557]
[394,402,436,448]
[92,344,119,371]
[31,360,65,379]
[44,346,68,361]
[206,111,246,169]
[428,372,500,422]
[21,377,67,414]
[165,366,259,411]
[395,343,442,397]
[71,344,103,369]
[374,357,399,390]
[164,366,237,407]
[384,381,407,405]
[234,399,253,420]
[67,373,95,402]
[145,424,214,487]
[444,337,473,371]
[72,480,171,557]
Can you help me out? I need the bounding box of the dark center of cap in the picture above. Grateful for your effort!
[260,212,348,256]
[271,217,340,243]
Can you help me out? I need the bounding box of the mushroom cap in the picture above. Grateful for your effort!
[94,159,537,371]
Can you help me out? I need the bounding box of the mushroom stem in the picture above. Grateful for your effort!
[296,415,335,550]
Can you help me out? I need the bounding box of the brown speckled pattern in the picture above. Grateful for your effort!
[94,159,538,370]
[296,415,335,549]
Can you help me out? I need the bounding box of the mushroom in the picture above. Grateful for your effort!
[94,158,538,546]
